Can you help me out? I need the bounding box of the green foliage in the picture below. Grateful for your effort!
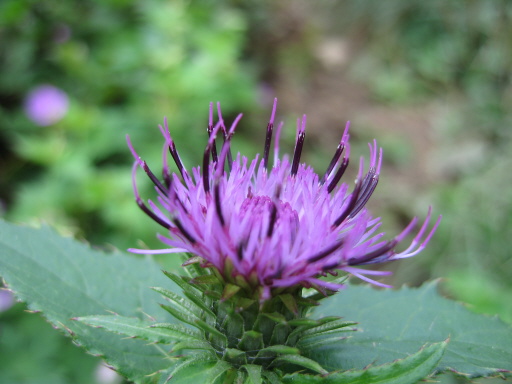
[328,1,512,143]
[0,220,178,383]
[0,302,102,384]
[311,282,512,378]
[0,0,257,251]
[1,220,511,383]
[430,150,512,324]
[282,341,447,384]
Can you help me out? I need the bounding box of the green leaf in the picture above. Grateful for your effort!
[299,319,357,338]
[75,315,202,343]
[171,339,214,353]
[152,286,214,318]
[162,271,203,299]
[257,345,300,355]
[160,358,231,384]
[309,281,512,378]
[272,354,328,375]
[0,220,180,383]
[194,318,228,346]
[282,340,447,384]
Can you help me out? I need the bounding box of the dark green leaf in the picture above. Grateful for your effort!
[310,281,512,377]
[283,340,447,384]
[0,221,180,383]
[152,286,214,318]
[272,354,328,375]
[75,315,201,343]
[256,345,300,357]
[194,318,228,345]
[171,340,214,353]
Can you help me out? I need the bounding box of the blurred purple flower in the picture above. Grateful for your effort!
[0,290,14,312]
[94,363,122,384]
[24,85,69,126]
[128,99,440,301]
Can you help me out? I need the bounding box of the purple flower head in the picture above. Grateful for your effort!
[24,85,69,126]
[128,99,440,301]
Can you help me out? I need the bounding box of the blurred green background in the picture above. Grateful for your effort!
[0,1,510,383]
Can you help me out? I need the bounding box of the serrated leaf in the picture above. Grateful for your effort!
[287,318,319,327]
[194,318,228,345]
[272,354,328,375]
[309,281,512,378]
[160,303,201,328]
[296,334,351,350]
[287,316,345,341]
[162,271,203,298]
[153,287,203,318]
[171,339,214,353]
[75,315,202,344]
[151,323,203,339]
[257,345,300,356]
[152,286,214,319]
[282,340,447,384]
[299,319,357,337]
[0,220,179,383]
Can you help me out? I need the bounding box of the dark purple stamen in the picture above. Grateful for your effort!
[172,218,197,244]
[214,182,225,226]
[332,175,364,227]
[263,98,277,169]
[168,140,187,180]
[348,171,379,219]
[202,147,211,194]
[321,121,350,186]
[136,198,171,230]
[267,183,282,237]
[142,161,168,195]
[347,239,397,265]
[308,240,345,263]
[321,142,345,185]
[207,103,219,163]
[327,157,350,193]
[267,202,277,237]
[217,103,234,173]
[236,243,244,261]
[291,115,306,176]
[203,122,223,194]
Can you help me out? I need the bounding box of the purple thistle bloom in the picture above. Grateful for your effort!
[127,99,440,301]
[24,85,69,126]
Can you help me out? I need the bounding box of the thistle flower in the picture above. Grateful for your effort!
[127,99,440,302]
